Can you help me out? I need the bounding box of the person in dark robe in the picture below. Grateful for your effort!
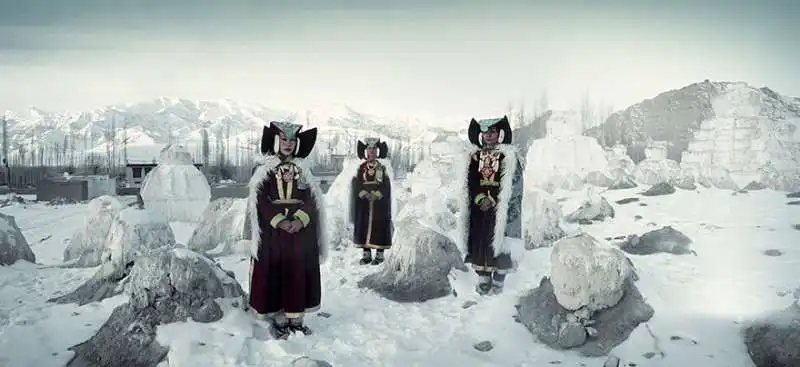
[455,116,524,296]
[247,121,329,338]
[349,137,395,265]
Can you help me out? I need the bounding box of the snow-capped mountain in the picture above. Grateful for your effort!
[585,81,800,176]
[1,99,454,164]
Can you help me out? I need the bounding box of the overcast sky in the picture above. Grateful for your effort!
[0,0,797,122]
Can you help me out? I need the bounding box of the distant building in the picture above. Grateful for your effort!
[125,162,203,187]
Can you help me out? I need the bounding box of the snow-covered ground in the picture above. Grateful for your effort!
[1,188,798,367]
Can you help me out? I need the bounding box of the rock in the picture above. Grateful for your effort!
[523,188,567,249]
[704,166,739,190]
[62,195,125,268]
[66,248,245,367]
[103,208,176,268]
[671,174,697,190]
[618,226,694,255]
[565,188,615,224]
[744,181,768,191]
[641,182,676,196]
[473,340,494,352]
[48,261,133,305]
[0,213,35,266]
[186,198,247,256]
[793,224,800,231]
[516,277,654,357]
[608,176,637,190]
[634,215,643,221]
[615,198,639,205]
[787,201,800,206]
[462,300,478,309]
[549,233,632,313]
[290,357,334,367]
[586,171,614,188]
[787,192,800,198]
[743,303,800,367]
[557,321,588,348]
[357,217,466,303]
[762,249,783,257]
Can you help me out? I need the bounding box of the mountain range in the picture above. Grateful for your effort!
[3,80,799,176]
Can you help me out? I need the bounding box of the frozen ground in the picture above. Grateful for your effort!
[1,188,799,367]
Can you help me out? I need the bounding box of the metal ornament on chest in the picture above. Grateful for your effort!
[477,150,501,186]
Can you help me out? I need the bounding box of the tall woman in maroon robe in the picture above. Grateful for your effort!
[248,121,328,337]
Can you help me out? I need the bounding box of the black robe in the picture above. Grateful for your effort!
[459,145,524,274]
[350,160,393,249]
[248,156,327,315]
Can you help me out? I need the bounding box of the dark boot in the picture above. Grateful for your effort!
[370,250,385,265]
[359,249,372,265]
[270,318,290,340]
[287,317,313,335]
[475,271,492,295]
[489,272,506,295]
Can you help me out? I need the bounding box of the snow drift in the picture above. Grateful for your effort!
[140,144,211,222]
[186,198,247,256]
[62,195,125,267]
[0,213,35,266]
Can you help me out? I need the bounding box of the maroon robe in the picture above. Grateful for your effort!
[350,159,393,249]
[248,156,327,315]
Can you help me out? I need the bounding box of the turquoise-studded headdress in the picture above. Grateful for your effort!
[260,121,318,158]
[467,115,512,147]
[356,137,389,159]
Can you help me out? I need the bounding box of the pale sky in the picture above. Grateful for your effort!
[0,0,797,123]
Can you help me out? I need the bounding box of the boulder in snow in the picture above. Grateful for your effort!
[585,171,614,188]
[357,217,466,303]
[103,207,176,268]
[186,198,247,256]
[617,226,695,255]
[62,195,125,268]
[0,213,35,266]
[641,182,676,196]
[743,180,768,191]
[608,174,638,190]
[633,159,680,186]
[564,188,615,224]
[549,233,632,313]
[703,165,739,190]
[743,302,800,367]
[522,188,567,249]
[140,144,211,222]
[516,275,654,357]
[66,248,245,367]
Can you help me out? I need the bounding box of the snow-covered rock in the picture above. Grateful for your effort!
[703,165,739,190]
[641,182,676,196]
[186,198,247,256]
[549,233,631,312]
[140,144,211,222]
[564,188,615,224]
[585,171,614,188]
[357,217,466,303]
[605,145,636,175]
[743,302,800,367]
[66,248,245,367]
[616,226,695,255]
[104,208,176,268]
[0,213,35,266]
[759,163,800,192]
[522,188,567,249]
[525,111,609,192]
[516,275,654,357]
[62,195,125,267]
[633,159,681,186]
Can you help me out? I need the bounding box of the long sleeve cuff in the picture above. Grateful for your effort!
[270,213,287,228]
[474,193,487,205]
[372,190,383,199]
[294,209,311,227]
[358,190,369,198]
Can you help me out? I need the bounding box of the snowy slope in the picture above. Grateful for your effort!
[1,187,799,366]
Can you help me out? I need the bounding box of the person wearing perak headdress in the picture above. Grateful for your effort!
[247,121,328,338]
[455,116,524,296]
[349,137,395,265]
